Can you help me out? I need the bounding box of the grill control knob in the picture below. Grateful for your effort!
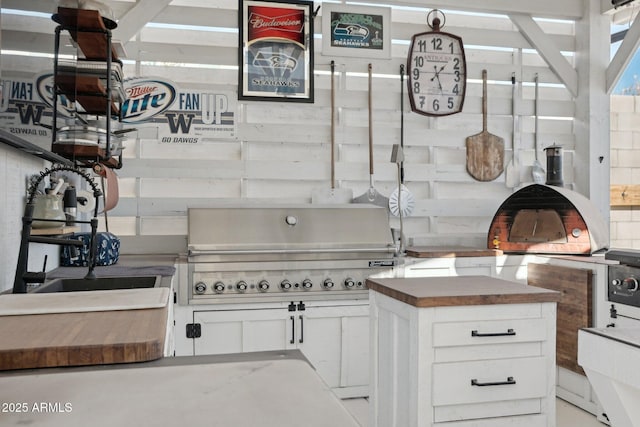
[213,282,225,293]
[623,277,639,292]
[302,279,313,289]
[280,280,292,291]
[344,278,356,289]
[323,279,334,290]
[194,282,207,295]
[258,280,270,292]
[285,215,298,226]
[236,281,248,292]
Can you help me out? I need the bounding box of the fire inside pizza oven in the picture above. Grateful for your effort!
[487,184,609,255]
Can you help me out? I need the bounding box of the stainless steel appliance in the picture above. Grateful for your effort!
[178,204,396,399]
[596,249,640,425]
[605,249,640,321]
[487,184,609,255]
[185,204,397,305]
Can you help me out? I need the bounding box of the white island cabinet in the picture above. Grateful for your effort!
[368,276,561,427]
[578,328,640,427]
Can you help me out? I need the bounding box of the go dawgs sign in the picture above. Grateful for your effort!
[122,77,237,142]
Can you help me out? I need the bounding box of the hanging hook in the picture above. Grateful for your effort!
[426,9,446,31]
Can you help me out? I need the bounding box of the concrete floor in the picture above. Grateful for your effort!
[556,399,604,427]
[342,397,605,426]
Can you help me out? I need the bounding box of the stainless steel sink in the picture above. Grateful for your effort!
[32,276,161,293]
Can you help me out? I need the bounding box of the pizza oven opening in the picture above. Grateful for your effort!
[487,184,609,255]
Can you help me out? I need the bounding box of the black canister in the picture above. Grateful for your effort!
[63,186,77,225]
[544,144,563,187]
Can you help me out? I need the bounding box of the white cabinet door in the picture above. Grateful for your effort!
[192,302,370,397]
[301,304,369,393]
[193,309,294,355]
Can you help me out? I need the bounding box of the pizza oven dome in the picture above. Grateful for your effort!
[487,184,609,255]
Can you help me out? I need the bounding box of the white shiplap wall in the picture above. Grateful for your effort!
[1,1,595,257]
[0,144,49,289]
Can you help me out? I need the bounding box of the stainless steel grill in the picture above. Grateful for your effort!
[185,204,397,304]
[606,250,640,314]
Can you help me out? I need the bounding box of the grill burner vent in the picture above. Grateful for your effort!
[488,184,609,254]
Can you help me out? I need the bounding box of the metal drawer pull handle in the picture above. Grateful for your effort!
[290,316,295,344]
[471,377,516,387]
[471,328,515,337]
[299,315,304,344]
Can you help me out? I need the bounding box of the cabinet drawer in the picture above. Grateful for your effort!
[434,413,548,427]
[433,318,547,347]
[433,303,546,322]
[432,357,547,408]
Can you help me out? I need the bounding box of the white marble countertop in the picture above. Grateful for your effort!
[580,327,640,348]
[0,352,359,427]
[0,288,170,315]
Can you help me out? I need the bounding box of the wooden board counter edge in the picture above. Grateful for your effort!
[405,246,503,258]
[366,276,561,308]
[0,305,167,371]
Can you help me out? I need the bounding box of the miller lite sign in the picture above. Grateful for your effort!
[122,77,237,142]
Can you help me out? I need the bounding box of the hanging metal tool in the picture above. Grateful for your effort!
[354,64,389,208]
[505,72,520,188]
[312,61,353,203]
[389,64,415,218]
[532,73,545,184]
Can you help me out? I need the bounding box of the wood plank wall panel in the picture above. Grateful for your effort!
[1,2,580,253]
[0,147,47,291]
[527,263,592,375]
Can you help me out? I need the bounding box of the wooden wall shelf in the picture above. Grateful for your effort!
[0,129,73,166]
[31,226,80,236]
[55,74,119,115]
[50,6,123,169]
[611,185,640,207]
[52,7,119,60]
[52,144,121,168]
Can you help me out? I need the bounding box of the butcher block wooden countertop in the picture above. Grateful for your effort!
[0,289,170,371]
[366,276,561,308]
[405,246,503,258]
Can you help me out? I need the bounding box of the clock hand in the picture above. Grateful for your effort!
[430,65,445,94]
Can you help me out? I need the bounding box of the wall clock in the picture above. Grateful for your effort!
[407,10,466,116]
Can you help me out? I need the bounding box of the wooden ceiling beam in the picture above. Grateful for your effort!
[112,0,172,44]
[509,13,579,97]
[607,10,640,93]
[354,0,583,20]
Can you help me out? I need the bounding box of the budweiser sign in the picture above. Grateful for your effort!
[247,6,305,46]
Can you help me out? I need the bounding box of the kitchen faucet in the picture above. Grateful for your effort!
[12,165,103,293]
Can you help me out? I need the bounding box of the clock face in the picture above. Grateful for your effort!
[407,31,466,116]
